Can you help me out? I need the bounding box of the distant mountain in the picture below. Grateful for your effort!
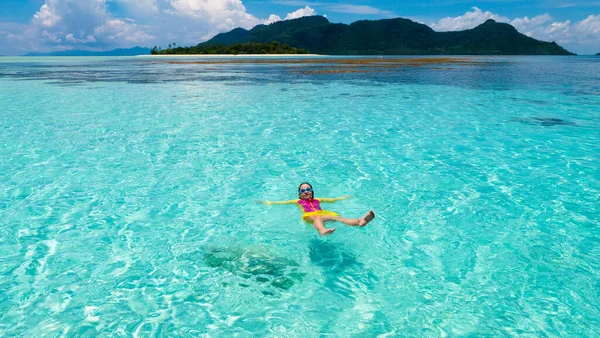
[202,16,574,55]
[596,52,600,56]
[23,46,151,56]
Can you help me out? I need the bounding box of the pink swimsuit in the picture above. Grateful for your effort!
[297,199,338,221]
[298,199,322,212]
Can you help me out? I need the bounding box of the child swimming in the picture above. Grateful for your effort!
[262,182,375,236]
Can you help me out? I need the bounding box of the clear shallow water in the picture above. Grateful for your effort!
[0,55,599,336]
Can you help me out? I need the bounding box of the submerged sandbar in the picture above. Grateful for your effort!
[150,57,480,74]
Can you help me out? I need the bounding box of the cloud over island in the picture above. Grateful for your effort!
[429,7,600,54]
[1,0,320,54]
[0,1,598,55]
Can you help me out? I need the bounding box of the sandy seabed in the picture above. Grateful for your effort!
[143,56,479,74]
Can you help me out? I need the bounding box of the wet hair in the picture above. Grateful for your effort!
[298,182,314,199]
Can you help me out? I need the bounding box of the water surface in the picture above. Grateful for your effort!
[1,55,599,336]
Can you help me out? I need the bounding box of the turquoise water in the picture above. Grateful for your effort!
[1,56,599,336]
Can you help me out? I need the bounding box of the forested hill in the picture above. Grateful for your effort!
[202,16,574,55]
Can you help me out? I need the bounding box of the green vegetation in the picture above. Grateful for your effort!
[199,16,574,55]
[151,41,309,55]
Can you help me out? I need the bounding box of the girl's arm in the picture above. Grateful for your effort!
[319,195,351,203]
[261,199,298,205]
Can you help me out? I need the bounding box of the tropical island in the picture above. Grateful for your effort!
[151,41,308,55]
[153,16,574,56]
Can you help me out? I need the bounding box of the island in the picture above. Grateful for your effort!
[154,16,574,55]
[152,41,308,55]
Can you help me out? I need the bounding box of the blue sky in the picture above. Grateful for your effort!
[0,0,598,55]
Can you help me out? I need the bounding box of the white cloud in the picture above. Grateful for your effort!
[271,1,325,5]
[430,8,600,54]
[573,14,600,39]
[33,4,62,28]
[25,0,154,50]
[263,14,282,24]
[549,21,571,34]
[430,7,509,31]
[163,1,317,40]
[533,15,600,49]
[94,19,154,44]
[114,0,159,16]
[258,6,317,25]
[0,22,37,55]
[327,4,393,16]
[65,33,96,43]
[1,0,317,54]
[284,6,317,20]
[510,14,552,36]
[42,30,62,43]
[32,0,108,32]
[0,22,30,36]
[167,0,256,25]
[557,4,577,8]
[164,0,274,41]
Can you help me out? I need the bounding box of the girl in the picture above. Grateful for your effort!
[263,182,375,236]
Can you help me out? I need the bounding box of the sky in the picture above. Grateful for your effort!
[0,0,598,55]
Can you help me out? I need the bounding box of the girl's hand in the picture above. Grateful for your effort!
[343,195,352,199]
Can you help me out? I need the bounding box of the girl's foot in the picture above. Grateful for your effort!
[358,210,375,226]
[319,228,336,236]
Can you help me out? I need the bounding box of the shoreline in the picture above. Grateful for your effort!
[141,54,323,57]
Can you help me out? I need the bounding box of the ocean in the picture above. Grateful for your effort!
[0,55,599,336]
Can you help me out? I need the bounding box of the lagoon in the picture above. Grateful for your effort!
[0,55,599,336]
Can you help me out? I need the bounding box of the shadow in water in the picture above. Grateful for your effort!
[308,239,387,335]
[511,117,576,127]
[308,240,378,297]
[309,239,362,271]
[203,246,305,295]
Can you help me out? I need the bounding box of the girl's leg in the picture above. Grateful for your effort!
[310,216,336,236]
[332,217,361,226]
[324,210,375,227]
